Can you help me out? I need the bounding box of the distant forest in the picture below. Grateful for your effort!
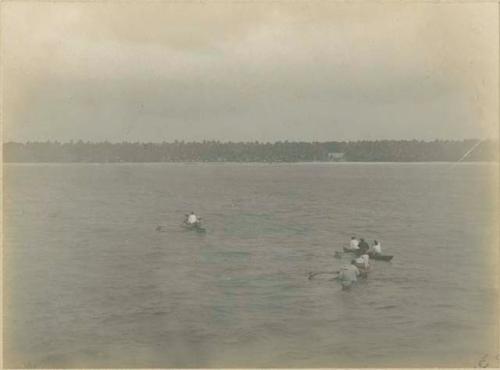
[3,139,498,163]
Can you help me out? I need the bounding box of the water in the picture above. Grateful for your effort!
[3,163,499,368]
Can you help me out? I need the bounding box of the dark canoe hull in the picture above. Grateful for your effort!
[343,247,358,253]
[342,247,393,261]
[369,254,393,261]
[182,223,206,233]
[343,247,366,254]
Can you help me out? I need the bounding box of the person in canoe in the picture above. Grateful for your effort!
[354,253,370,278]
[370,240,382,256]
[358,238,370,254]
[348,236,360,251]
[337,260,360,291]
[185,211,200,225]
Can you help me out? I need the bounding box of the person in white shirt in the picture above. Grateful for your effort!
[355,254,370,278]
[337,260,360,290]
[371,240,382,255]
[349,236,360,250]
[355,254,370,268]
[186,212,198,224]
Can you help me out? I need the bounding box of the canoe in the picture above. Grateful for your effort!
[182,222,206,233]
[342,247,393,261]
[343,247,367,254]
[343,247,358,253]
[369,254,393,261]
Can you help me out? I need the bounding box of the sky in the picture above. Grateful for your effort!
[1,1,498,143]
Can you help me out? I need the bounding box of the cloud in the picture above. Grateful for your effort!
[2,2,498,141]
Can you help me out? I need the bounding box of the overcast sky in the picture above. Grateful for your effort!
[2,1,498,142]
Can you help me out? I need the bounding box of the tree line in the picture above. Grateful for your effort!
[3,139,498,163]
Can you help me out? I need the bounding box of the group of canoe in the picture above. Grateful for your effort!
[309,236,393,291]
[336,236,393,290]
[177,215,393,292]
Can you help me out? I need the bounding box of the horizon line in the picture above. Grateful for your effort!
[3,138,498,145]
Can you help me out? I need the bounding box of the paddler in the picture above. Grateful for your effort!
[358,238,370,254]
[337,260,360,291]
[354,253,370,278]
[349,236,360,251]
[370,240,382,255]
[185,211,199,225]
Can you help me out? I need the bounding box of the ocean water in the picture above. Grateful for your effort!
[3,163,499,368]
